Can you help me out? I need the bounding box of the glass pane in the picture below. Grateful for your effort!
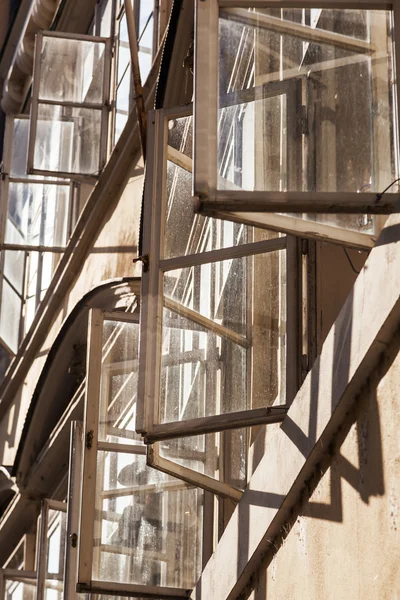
[3,249,25,293]
[93,451,203,588]
[165,115,279,260]
[114,67,131,144]
[160,250,286,423]
[218,8,397,198]
[6,183,70,247]
[34,105,102,175]
[10,118,56,180]
[138,10,153,83]
[39,37,105,104]
[117,15,130,84]
[99,0,114,37]
[45,509,67,600]
[99,319,142,445]
[5,578,36,600]
[158,428,247,490]
[0,279,22,353]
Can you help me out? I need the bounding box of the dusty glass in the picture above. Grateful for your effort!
[98,319,142,445]
[39,38,105,104]
[93,450,203,588]
[165,115,279,259]
[6,183,70,248]
[34,106,102,175]
[217,8,396,232]
[160,250,286,424]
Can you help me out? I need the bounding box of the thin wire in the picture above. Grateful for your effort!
[376,177,400,202]
[343,247,360,275]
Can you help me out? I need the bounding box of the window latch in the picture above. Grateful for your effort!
[133,254,150,272]
[70,533,78,548]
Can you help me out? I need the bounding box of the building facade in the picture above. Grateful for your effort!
[0,0,399,599]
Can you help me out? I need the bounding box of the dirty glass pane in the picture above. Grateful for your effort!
[99,319,142,445]
[4,578,36,600]
[6,183,70,247]
[0,279,22,353]
[138,9,153,82]
[160,250,286,423]
[3,250,24,293]
[158,428,247,490]
[165,115,279,260]
[114,67,131,143]
[34,105,102,175]
[39,37,105,104]
[218,8,397,230]
[117,15,130,84]
[93,451,203,588]
[44,509,67,600]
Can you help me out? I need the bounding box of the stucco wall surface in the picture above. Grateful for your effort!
[249,335,400,600]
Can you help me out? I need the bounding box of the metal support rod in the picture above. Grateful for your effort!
[124,0,147,161]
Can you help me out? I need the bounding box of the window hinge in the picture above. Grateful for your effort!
[301,239,309,255]
[70,533,78,548]
[301,105,308,135]
[86,429,94,449]
[133,254,150,272]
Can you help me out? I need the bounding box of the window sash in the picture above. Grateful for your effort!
[137,107,292,442]
[193,0,400,247]
[36,500,67,600]
[28,31,112,180]
[78,308,195,598]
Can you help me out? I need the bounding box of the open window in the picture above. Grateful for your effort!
[36,500,67,600]
[28,32,111,179]
[77,308,206,597]
[137,107,298,495]
[0,116,78,355]
[194,1,400,248]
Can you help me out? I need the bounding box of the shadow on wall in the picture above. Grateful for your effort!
[220,280,391,600]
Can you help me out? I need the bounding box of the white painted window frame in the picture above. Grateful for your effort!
[77,308,193,598]
[36,499,67,600]
[193,0,400,249]
[137,107,290,449]
[27,31,112,180]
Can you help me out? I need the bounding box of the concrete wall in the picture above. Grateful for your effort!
[249,334,400,600]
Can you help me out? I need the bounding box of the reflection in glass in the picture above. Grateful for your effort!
[39,37,105,104]
[93,451,203,588]
[165,115,279,260]
[161,250,286,423]
[99,319,142,445]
